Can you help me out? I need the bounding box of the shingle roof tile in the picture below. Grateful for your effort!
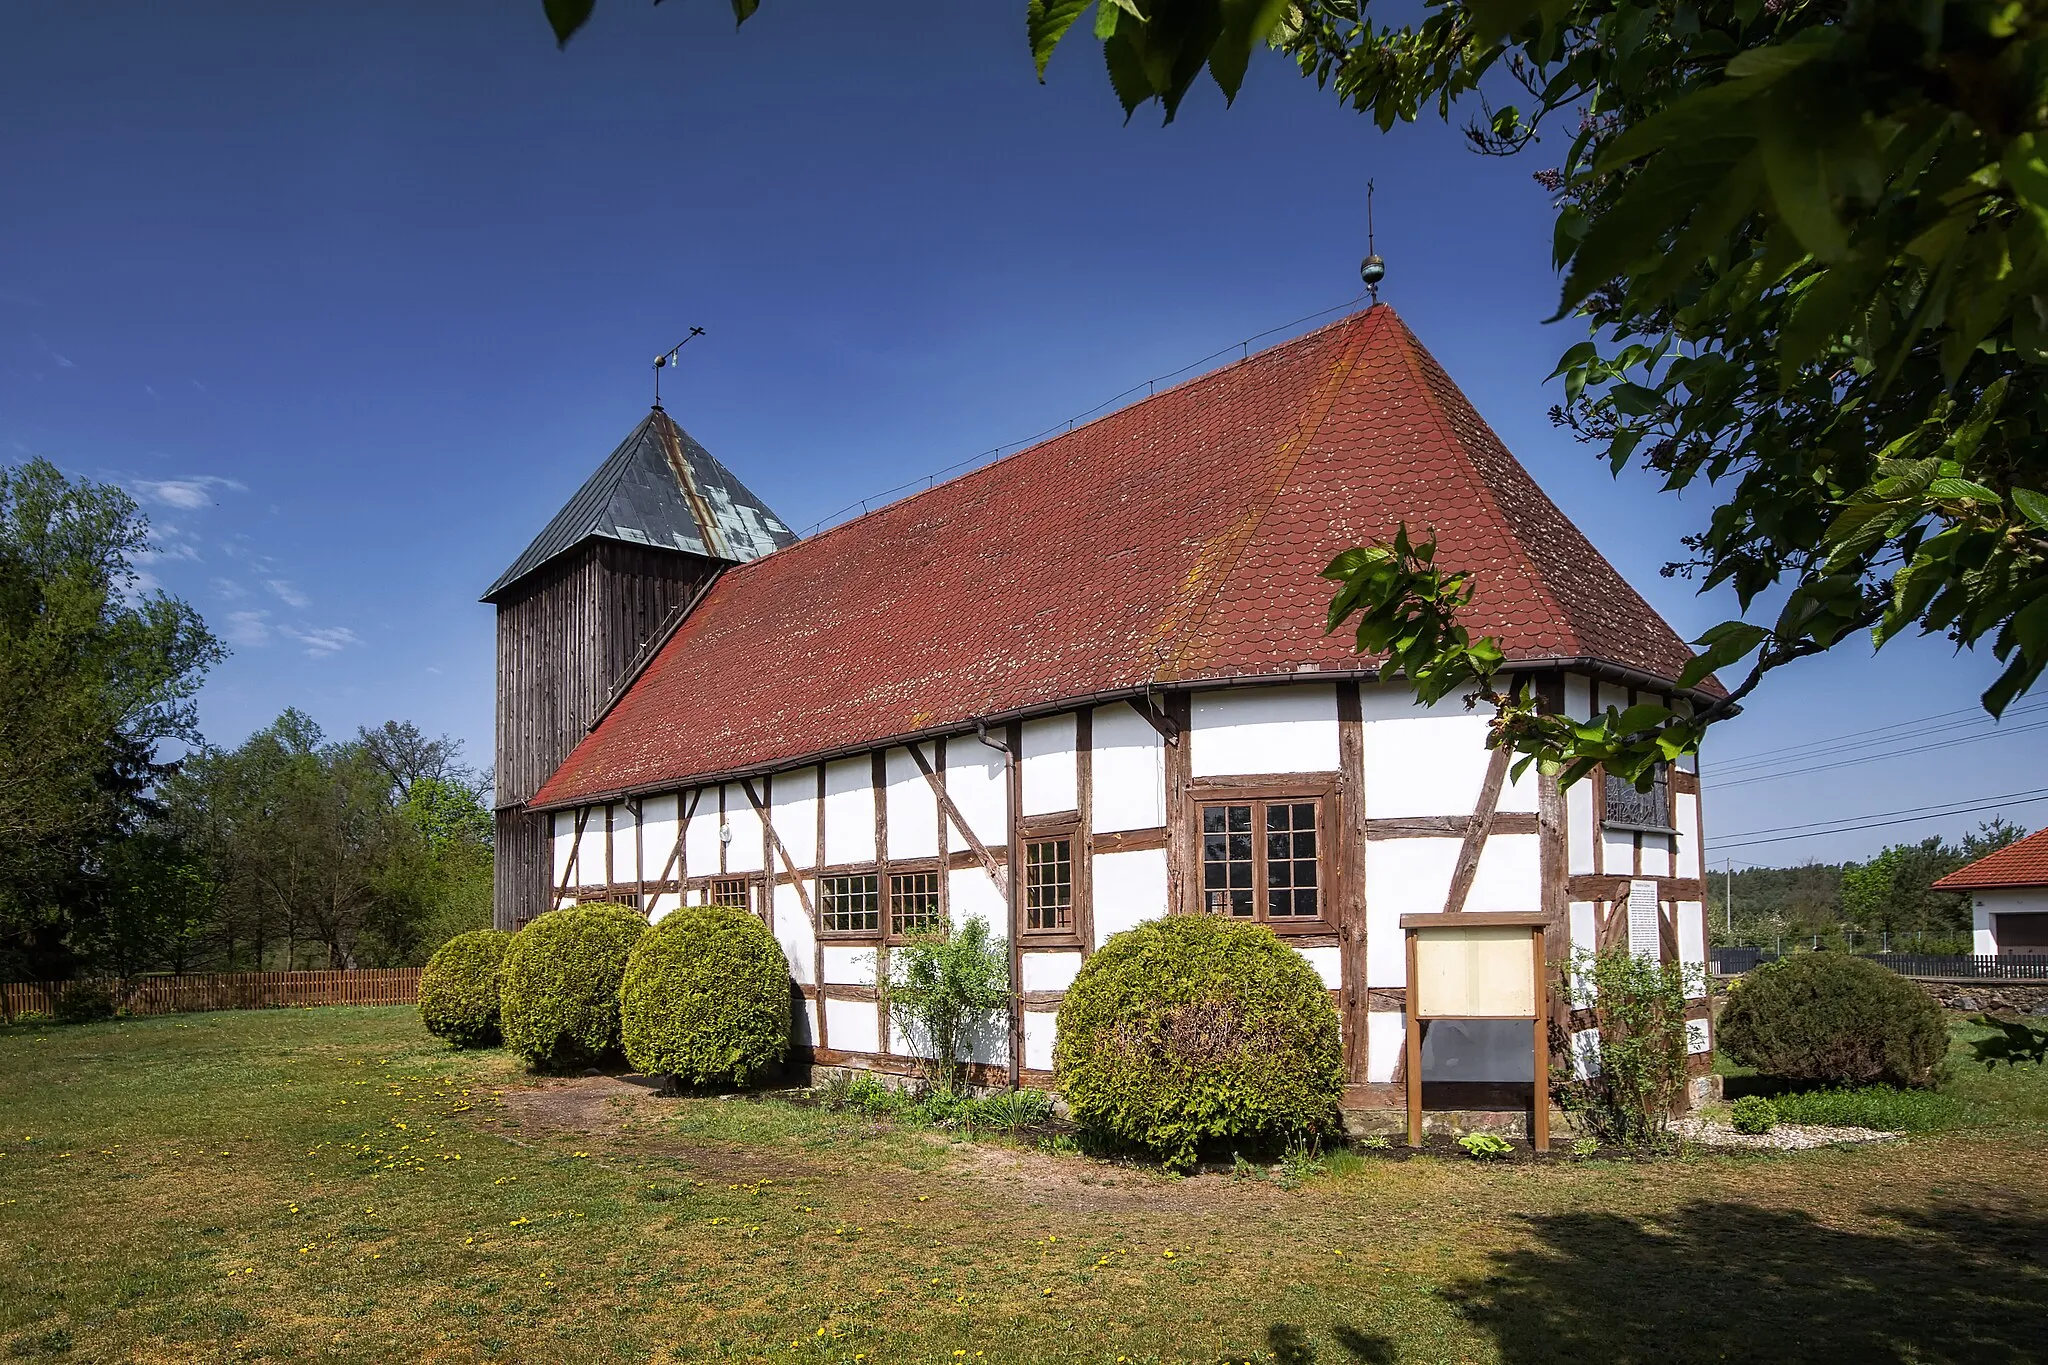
[530,305,1707,807]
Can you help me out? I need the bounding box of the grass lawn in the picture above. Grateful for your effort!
[1,1010,2045,1364]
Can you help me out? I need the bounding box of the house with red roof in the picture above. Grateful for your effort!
[1933,828,2048,955]
[483,304,1719,1128]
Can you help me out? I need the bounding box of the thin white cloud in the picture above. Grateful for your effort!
[222,610,271,647]
[279,625,361,657]
[135,475,245,511]
[210,578,247,601]
[265,579,310,609]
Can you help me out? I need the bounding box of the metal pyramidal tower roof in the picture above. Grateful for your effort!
[483,407,797,600]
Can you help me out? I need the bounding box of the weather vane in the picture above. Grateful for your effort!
[653,327,706,408]
[1360,180,1386,304]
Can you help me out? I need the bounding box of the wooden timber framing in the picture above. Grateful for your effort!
[815,764,828,1052]
[1442,746,1512,915]
[1367,812,1539,839]
[1163,692,1193,915]
[740,777,815,922]
[873,752,890,1055]
[1074,708,1095,953]
[1005,720,1025,1086]
[1336,682,1370,1086]
[906,741,1007,892]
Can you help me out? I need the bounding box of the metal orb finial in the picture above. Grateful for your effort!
[1361,179,1385,303]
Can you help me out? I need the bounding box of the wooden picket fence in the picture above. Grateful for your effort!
[1,968,422,1019]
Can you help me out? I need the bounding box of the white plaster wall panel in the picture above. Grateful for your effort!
[770,777,818,870]
[1421,1019,1535,1082]
[647,892,681,922]
[1090,703,1165,832]
[885,748,940,860]
[1601,826,1636,874]
[552,811,574,884]
[774,884,815,985]
[824,999,880,1055]
[792,1000,817,1047]
[965,1013,1008,1066]
[610,802,639,884]
[1975,897,1996,955]
[946,742,1008,849]
[1638,835,1673,880]
[822,759,876,866]
[1686,1018,1712,1054]
[1496,757,1540,814]
[1564,673,1593,723]
[576,808,607,885]
[1295,945,1343,990]
[1566,775,1596,875]
[822,945,876,986]
[644,795,683,882]
[1466,832,1541,913]
[948,867,1007,933]
[1190,684,1340,777]
[1678,899,1707,974]
[721,784,764,874]
[1023,1010,1058,1072]
[1568,901,1598,997]
[1364,838,1462,985]
[1570,1028,1602,1079]
[684,793,721,880]
[1676,792,1703,879]
[1357,694,1491,818]
[1596,681,1632,715]
[1091,848,1168,946]
[1021,951,1084,993]
[1367,1012,1405,1083]
[1019,714,1079,815]
[890,1018,937,1060]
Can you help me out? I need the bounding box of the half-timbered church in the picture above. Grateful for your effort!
[486,303,1717,1129]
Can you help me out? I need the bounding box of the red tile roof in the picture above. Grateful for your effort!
[531,305,1707,808]
[1932,827,2048,890]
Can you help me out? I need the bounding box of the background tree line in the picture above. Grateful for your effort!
[1708,819,2026,955]
[1,458,492,985]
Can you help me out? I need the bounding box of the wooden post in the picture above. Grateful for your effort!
[1531,925,1549,1152]
[1405,928,1422,1148]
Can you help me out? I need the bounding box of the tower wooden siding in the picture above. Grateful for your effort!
[492,539,718,927]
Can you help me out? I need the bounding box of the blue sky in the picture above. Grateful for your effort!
[6,2,2044,867]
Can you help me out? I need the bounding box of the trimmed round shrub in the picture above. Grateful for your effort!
[53,980,118,1024]
[1053,915,1343,1170]
[418,929,513,1048]
[1718,953,1948,1088]
[618,905,791,1085]
[1729,1094,1777,1135]
[500,904,647,1070]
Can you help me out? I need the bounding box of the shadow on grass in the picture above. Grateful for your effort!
[1425,1197,2048,1364]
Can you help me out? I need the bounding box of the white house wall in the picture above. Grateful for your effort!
[1190,684,1339,777]
[540,672,1713,1107]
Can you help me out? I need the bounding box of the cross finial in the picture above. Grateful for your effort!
[652,326,706,408]
[1360,180,1386,303]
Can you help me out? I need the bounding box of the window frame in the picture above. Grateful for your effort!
[1015,813,1087,946]
[1187,778,1335,933]
[818,871,882,937]
[1600,763,1676,835]
[887,869,944,939]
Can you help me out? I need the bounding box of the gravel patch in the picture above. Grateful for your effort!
[1674,1115,1903,1151]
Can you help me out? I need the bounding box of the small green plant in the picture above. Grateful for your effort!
[1457,1133,1514,1160]
[1556,948,1702,1152]
[1968,1014,2048,1070]
[418,929,512,1048]
[52,980,118,1024]
[1230,1151,1263,1182]
[1356,1133,1392,1151]
[1279,1139,1328,1182]
[876,916,1010,1097]
[1036,1131,1081,1156]
[1570,1135,1600,1158]
[835,1073,900,1116]
[1729,1095,1778,1135]
[961,1089,1054,1131]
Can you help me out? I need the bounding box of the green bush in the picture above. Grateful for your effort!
[1558,949,1701,1152]
[52,980,118,1024]
[1729,1095,1777,1134]
[1053,915,1342,1171]
[499,903,647,1070]
[417,929,513,1048]
[1719,953,1948,1088]
[1457,1133,1514,1160]
[1767,1084,1966,1133]
[617,905,790,1085]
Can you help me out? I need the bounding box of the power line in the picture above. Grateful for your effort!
[1709,699,2048,778]
[1710,698,2015,769]
[794,293,1370,538]
[1712,716,2048,789]
[1717,790,2048,851]
[1715,786,2048,842]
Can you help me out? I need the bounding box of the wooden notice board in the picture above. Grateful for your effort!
[1401,911,1549,1151]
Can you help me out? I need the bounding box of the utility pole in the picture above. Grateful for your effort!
[1726,860,1734,937]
